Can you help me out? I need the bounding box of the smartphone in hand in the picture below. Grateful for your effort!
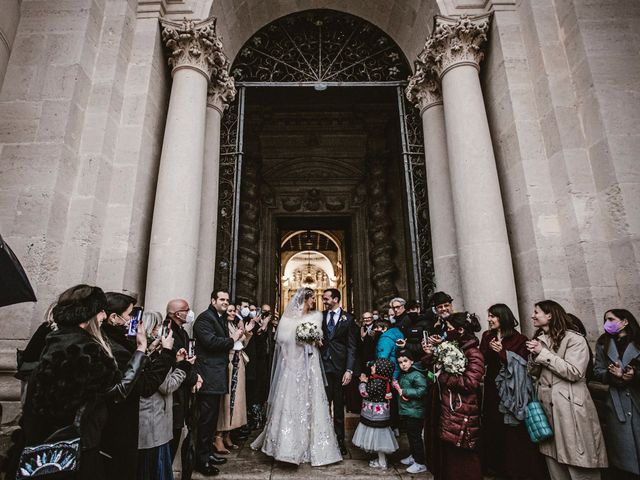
[187,339,196,359]
[127,306,144,337]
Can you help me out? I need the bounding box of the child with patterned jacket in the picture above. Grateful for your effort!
[393,349,430,474]
[351,358,399,469]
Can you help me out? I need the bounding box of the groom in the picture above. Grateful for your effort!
[321,288,357,455]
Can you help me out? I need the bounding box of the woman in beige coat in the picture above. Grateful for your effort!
[214,304,252,453]
[526,300,607,480]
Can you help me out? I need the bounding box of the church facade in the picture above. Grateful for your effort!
[0,0,638,421]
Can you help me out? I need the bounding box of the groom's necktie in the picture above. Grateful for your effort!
[328,311,336,334]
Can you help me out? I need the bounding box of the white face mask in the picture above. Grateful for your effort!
[249,310,258,318]
[372,314,379,321]
[185,310,195,323]
[240,307,250,318]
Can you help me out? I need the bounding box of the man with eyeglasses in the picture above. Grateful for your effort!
[390,297,410,338]
[166,299,201,463]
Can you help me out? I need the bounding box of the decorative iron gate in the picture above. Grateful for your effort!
[213,10,433,303]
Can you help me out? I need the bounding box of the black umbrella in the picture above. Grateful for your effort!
[0,234,36,307]
[229,351,240,422]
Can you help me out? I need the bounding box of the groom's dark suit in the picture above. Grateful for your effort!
[320,307,358,444]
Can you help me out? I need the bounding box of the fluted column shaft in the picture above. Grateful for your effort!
[146,18,229,311]
[406,73,464,307]
[194,83,235,311]
[421,14,517,320]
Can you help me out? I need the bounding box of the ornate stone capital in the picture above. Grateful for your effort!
[160,16,226,80]
[207,70,236,113]
[406,60,442,113]
[417,13,491,79]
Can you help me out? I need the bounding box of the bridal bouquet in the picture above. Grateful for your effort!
[434,341,467,375]
[296,322,323,345]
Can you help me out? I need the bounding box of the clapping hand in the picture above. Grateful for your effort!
[231,327,245,342]
[526,339,542,355]
[608,362,624,378]
[489,338,503,353]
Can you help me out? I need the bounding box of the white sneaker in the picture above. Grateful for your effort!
[368,459,388,469]
[406,463,428,474]
[400,455,415,465]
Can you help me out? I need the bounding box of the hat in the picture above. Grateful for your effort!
[373,358,395,381]
[53,285,107,327]
[430,291,453,307]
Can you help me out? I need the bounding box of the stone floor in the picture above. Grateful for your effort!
[181,415,433,480]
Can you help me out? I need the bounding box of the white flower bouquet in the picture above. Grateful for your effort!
[296,322,323,345]
[434,341,467,375]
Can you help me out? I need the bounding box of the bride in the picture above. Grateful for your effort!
[251,287,342,466]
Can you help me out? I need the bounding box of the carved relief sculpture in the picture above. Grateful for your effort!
[235,161,261,303]
[366,157,399,309]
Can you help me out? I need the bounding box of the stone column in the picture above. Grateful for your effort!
[145,18,222,311]
[194,79,236,312]
[419,14,518,319]
[406,68,464,308]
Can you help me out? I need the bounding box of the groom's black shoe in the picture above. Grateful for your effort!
[338,441,348,456]
[195,463,220,476]
[208,453,228,465]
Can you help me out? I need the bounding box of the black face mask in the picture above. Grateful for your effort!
[408,312,419,322]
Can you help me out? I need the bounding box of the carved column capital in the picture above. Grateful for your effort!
[406,61,442,113]
[160,16,226,80]
[207,73,236,114]
[418,13,491,79]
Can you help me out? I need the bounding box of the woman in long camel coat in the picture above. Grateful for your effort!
[526,300,607,480]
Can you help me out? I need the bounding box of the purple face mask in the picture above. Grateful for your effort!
[604,320,623,335]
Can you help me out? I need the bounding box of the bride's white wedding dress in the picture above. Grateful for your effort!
[251,290,342,466]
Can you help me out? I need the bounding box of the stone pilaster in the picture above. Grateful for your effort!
[406,66,464,308]
[194,75,236,311]
[145,17,227,311]
[415,13,518,323]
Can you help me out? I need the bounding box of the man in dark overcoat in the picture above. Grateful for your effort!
[193,290,242,476]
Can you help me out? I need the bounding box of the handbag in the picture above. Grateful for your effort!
[17,406,84,478]
[525,393,553,443]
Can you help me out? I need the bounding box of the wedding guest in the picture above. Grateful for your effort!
[395,350,428,474]
[526,300,607,480]
[360,312,378,369]
[251,303,273,429]
[593,309,640,480]
[480,303,547,480]
[138,311,192,480]
[374,319,403,379]
[194,290,240,476]
[165,298,200,461]
[101,292,173,480]
[214,304,250,454]
[352,358,399,469]
[421,312,484,480]
[390,297,409,335]
[19,285,147,480]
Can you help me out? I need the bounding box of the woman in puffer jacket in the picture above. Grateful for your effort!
[421,312,484,480]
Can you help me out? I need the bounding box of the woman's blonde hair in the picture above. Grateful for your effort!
[86,315,113,358]
[142,311,164,335]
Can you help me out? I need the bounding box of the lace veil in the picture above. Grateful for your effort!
[265,288,311,413]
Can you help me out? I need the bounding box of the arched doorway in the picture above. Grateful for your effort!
[213,10,433,313]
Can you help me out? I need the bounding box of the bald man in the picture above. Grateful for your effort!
[165,299,202,463]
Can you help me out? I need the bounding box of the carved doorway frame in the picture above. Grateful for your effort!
[213,10,433,306]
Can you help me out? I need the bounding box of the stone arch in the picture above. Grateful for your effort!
[205,0,442,65]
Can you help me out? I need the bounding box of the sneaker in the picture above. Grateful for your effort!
[400,455,415,465]
[368,459,388,469]
[406,463,428,474]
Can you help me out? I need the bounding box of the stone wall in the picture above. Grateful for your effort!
[0,0,169,422]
